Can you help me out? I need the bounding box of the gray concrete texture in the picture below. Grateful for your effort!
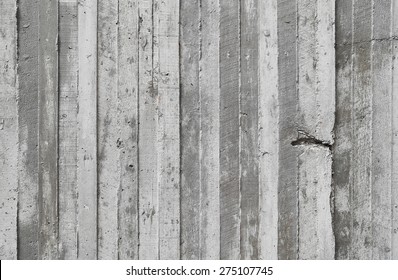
[0,0,397,260]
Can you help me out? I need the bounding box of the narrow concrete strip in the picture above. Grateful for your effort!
[77,0,98,259]
[38,0,59,260]
[59,0,79,259]
[0,0,18,260]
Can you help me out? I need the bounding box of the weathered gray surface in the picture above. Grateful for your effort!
[199,0,221,260]
[393,0,398,259]
[97,0,140,260]
[38,0,58,260]
[334,0,353,260]
[138,0,159,260]
[220,0,240,260]
[98,0,119,260]
[59,0,78,260]
[296,0,335,260]
[117,0,139,260]
[77,0,97,259]
[0,0,17,260]
[240,0,259,260]
[17,0,39,260]
[157,0,180,259]
[334,0,398,260]
[277,0,299,260]
[1,0,398,260]
[258,0,278,260]
[180,0,200,260]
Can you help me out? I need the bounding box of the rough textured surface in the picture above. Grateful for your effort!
[199,0,221,260]
[180,0,200,260]
[38,0,59,260]
[77,0,97,260]
[156,0,180,260]
[334,0,398,260]
[59,0,78,260]
[258,0,279,260]
[98,0,119,260]
[1,0,398,260]
[17,0,39,261]
[219,0,241,260]
[138,0,159,260]
[117,0,139,260]
[0,0,17,260]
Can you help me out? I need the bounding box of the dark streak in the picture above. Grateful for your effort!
[291,137,332,150]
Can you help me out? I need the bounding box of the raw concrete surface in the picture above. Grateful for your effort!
[0,0,397,260]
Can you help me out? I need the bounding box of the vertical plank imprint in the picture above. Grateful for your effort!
[258,0,279,260]
[97,0,119,260]
[0,0,18,260]
[156,0,180,260]
[296,0,335,259]
[334,0,353,260]
[117,0,139,260]
[138,0,159,260]
[59,0,79,259]
[38,0,59,260]
[17,0,40,260]
[220,0,241,260]
[351,0,373,259]
[240,0,259,260]
[199,0,221,260]
[371,0,393,260]
[277,0,299,260]
[77,0,98,259]
[180,0,200,260]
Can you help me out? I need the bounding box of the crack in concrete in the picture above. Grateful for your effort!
[336,35,398,47]
[291,131,332,150]
[291,137,332,149]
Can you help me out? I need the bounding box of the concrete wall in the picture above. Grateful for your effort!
[0,0,396,260]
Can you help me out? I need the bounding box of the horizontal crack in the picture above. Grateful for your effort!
[291,137,332,150]
[291,130,332,150]
[336,36,398,47]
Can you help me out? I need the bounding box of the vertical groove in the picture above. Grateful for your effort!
[349,0,354,260]
[136,0,140,260]
[392,0,398,260]
[153,0,159,261]
[117,0,121,259]
[370,0,374,260]
[390,1,394,259]
[198,0,203,260]
[296,0,300,260]
[390,0,398,260]
[238,0,242,260]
